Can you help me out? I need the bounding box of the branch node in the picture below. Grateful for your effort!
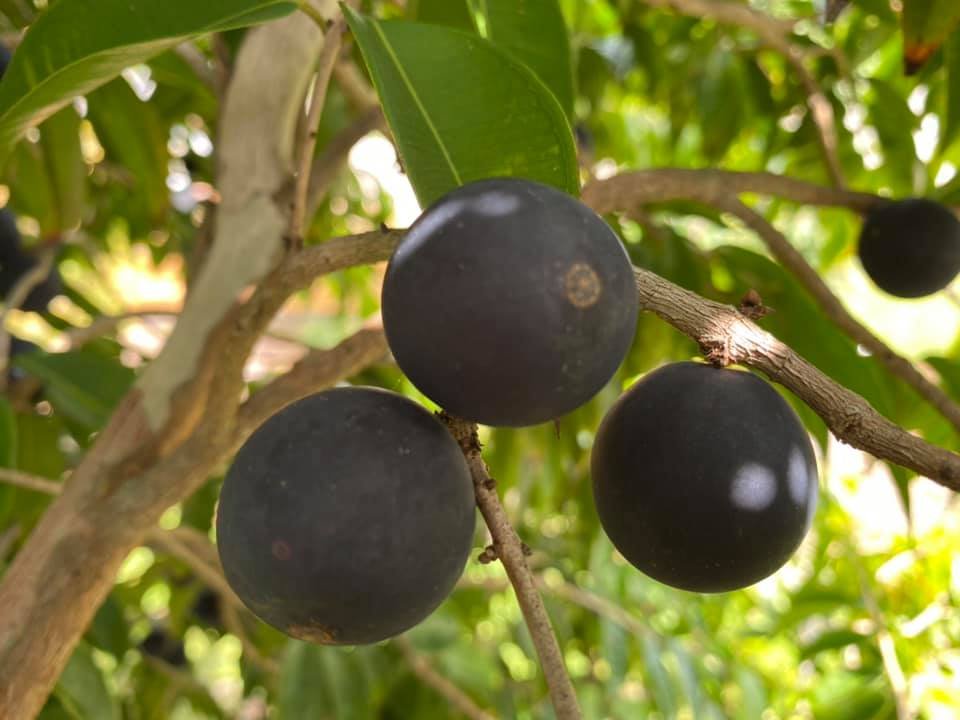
[477,545,499,564]
[738,288,773,320]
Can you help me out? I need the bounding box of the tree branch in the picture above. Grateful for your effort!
[640,0,846,187]
[441,415,582,720]
[582,169,878,215]
[306,105,387,218]
[290,13,348,245]
[394,637,497,720]
[584,170,960,437]
[0,249,55,391]
[233,327,389,443]
[717,197,960,435]
[633,265,960,489]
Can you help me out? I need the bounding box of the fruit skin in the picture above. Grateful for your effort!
[0,209,61,312]
[381,177,639,427]
[216,387,475,645]
[857,198,960,298]
[591,362,818,593]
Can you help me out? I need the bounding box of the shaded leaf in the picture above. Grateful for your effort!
[0,0,297,157]
[479,0,575,117]
[345,9,578,207]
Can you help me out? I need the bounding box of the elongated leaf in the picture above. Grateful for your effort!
[409,0,475,29]
[479,0,575,117]
[86,78,169,228]
[0,0,297,156]
[54,642,119,720]
[13,349,135,430]
[345,9,578,207]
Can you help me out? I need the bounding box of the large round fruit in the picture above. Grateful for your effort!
[381,177,639,427]
[857,198,960,298]
[216,387,475,645]
[591,362,818,593]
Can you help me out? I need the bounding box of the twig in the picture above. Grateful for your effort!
[306,106,387,218]
[583,170,960,437]
[65,308,180,349]
[174,43,219,93]
[0,468,62,496]
[333,61,381,110]
[221,599,280,676]
[441,415,581,720]
[394,637,496,720]
[718,197,960,436]
[852,556,913,719]
[0,250,55,391]
[640,0,845,187]
[582,169,878,215]
[234,328,388,444]
[298,1,329,29]
[290,15,348,247]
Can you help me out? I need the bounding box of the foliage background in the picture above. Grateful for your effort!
[0,0,959,718]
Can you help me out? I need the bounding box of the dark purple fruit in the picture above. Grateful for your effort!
[139,628,187,667]
[381,177,638,427]
[0,209,61,311]
[858,198,960,298]
[591,362,818,593]
[216,387,475,645]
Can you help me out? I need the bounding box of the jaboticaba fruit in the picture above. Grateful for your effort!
[381,177,639,427]
[216,387,475,645]
[857,198,960,298]
[591,362,818,593]
[0,208,61,311]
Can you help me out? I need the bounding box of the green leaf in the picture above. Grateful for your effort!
[278,642,386,719]
[54,642,119,720]
[345,9,578,207]
[409,0,475,30]
[697,47,747,161]
[478,0,575,117]
[0,0,297,157]
[37,104,86,233]
[13,349,135,431]
[86,78,170,229]
[640,634,677,716]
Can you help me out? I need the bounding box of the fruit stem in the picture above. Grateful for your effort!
[440,414,582,720]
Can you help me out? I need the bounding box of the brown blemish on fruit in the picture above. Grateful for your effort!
[564,263,601,308]
[287,623,342,645]
[271,540,292,560]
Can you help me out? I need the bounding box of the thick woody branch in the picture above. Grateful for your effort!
[441,416,582,720]
[717,198,960,435]
[640,0,845,187]
[233,327,389,442]
[633,265,960,489]
[585,170,960,437]
[394,637,497,720]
